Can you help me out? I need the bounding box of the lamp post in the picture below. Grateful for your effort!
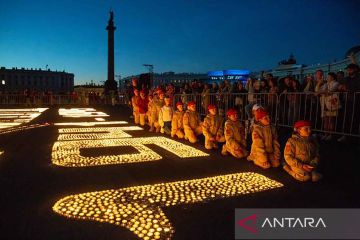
[143,64,154,87]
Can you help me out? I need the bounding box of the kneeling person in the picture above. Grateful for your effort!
[202,104,225,150]
[283,120,322,182]
[248,109,280,169]
[221,109,248,158]
[183,101,202,143]
[171,102,185,139]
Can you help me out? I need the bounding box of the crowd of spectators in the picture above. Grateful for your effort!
[127,62,360,140]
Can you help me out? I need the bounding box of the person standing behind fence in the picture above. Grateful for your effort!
[233,81,247,119]
[314,70,326,132]
[181,83,191,108]
[171,102,185,139]
[202,104,225,150]
[302,75,315,92]
[268,78,279,118]
[287,79,301,125]
[245,78,261,119]
[248,109,280,169]
[342,63,360,137]
[283,120,322,182]
[216,82,226,116]
[221,108,248,158]
[201,84,211,114]
[318,72,339,141]
[183,101,202,143]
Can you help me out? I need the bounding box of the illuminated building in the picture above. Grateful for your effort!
[53,172,283,240]
[0,66,74,93]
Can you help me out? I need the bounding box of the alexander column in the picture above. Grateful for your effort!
[104,10,117,94]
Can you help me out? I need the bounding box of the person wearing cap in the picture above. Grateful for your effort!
[131,89,140,124]
[221,108,248,158]
[171,102,185,139]
[283,120,322,182]
[137,90,149,126]
[159,95,174,135]
[150,90,165,132]
[183,101,202,143]
[247,109,280,169]
[202,104,225,150]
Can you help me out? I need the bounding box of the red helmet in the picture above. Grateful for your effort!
[226,108,237,117]
[255,109,269,121]
[187,101,196,107]
[294,120,312,129]
[176,101,183,107]
[207,104,216,111]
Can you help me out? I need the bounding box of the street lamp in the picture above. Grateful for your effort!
[143,64,154,87]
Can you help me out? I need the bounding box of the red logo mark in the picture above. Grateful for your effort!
[237,214,258,234]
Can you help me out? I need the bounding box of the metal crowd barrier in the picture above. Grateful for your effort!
[0,94,75,106]
[277,92,360,137]
[173,92,360,137]
[1,92,359,137]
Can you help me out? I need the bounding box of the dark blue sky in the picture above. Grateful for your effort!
[0,0,359,84]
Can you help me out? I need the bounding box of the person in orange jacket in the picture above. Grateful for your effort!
[247,109,280,169]
[283,120,322,182]
[183,101,202,143]
[202,104,225,150]
[221,108,248,158]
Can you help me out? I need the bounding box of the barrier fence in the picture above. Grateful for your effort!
[172,92,360,138]
[0,92,359,137]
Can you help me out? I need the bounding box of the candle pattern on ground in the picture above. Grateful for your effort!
[58,108,109,118]
[53,172,283,239]
[52,136,209,167]
[54,121,128,126]
[57,126,143,141]
[0,108,48,130]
